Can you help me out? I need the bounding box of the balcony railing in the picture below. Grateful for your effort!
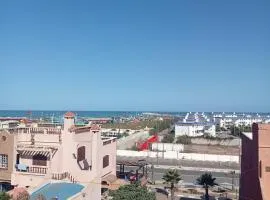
[52,172,77,183]
[52,172,68,180]
[102,138,117,146]
[9,127,62,135]
[15,165,48,175]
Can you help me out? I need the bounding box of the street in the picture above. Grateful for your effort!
[117,165,240,188]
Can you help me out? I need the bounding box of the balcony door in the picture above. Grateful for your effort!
[32,154,47,166]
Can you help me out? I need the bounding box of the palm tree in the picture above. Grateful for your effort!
[162,169,182,200]
[196,173,218,200]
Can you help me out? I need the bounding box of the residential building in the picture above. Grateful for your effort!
[240,123,270,200]
[0,130,15,191]
[175,122,216,137]
[0,120,19,129]
[87,118,113,124]
[235,118,263,127]
[0,112,117,199]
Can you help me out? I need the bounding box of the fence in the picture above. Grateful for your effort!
[117,150,239,163]
[151,143,184,152]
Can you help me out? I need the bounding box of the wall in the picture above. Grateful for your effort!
[0,131,15,182]
[117,130,149,150]
[151,143,184,152]
[239,124,262,200]
[191,138,240,146]
[11,173,48,187]
[117,150,239,163]
[101,140,117,177]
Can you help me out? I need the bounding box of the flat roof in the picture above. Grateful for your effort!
[176,122,214,126]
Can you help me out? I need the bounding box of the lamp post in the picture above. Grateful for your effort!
[230,170,235,191]
[151,164,155,185]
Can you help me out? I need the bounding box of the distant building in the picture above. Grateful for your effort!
[240,123,270,200]
[175,122,216,137]
[235,118,263,127]
[0,112,117,199]
[0,120,19,129]
[87,118,113,124]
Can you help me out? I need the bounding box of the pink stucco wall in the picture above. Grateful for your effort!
[9,113,117,199]
[240,123,270,200]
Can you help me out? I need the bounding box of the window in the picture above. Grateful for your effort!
[0,154,8,169]
[103,155,109,168]
[32,154,47,166]
[1,136,6,141]
[266,166,270,172]
[77,146,86,162]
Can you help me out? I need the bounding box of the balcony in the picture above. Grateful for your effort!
[15,164,48,175]
[8,127,62,135]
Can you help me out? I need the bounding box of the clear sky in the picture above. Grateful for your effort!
[0,0,269,112]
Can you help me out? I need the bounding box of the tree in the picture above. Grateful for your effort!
[109,182,156,200]
[176,135,191,144]
[215,125,221,132]
[162,169,182,200]
[0,192,11,200]
[196,173,218,200]
[161,134,174,143]
[229,125,251,137]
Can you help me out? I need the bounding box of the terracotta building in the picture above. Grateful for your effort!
[0,130,15,188]
[240,123,270,200]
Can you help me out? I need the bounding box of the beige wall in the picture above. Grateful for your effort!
[0,131,15,182]
[101,140,117,177]
[11,173,48,187]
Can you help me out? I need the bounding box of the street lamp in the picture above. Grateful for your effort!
[230,170,235,191]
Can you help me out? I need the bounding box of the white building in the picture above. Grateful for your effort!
[234,118,263,127]
[0,120,19,129]
[175,122,216,137]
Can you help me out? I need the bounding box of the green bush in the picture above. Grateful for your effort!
[109,183,156,200]
[176,135,191,144]
[0,192,11,200]
[161,134,174,143]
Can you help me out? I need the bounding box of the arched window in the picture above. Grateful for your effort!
[32,154,47,166]
[103,155,109,168]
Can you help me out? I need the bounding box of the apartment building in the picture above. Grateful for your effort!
[240,123,270,200]
[175,122,216,137]
[0,112,117,199]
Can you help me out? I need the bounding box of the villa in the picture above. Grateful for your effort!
[0,112,117,199]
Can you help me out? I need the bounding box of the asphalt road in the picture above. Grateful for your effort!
[117,166,240,188]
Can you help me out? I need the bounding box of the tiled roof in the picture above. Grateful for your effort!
[64,112,75,118]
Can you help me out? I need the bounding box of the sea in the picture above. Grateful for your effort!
[0,110,186,120]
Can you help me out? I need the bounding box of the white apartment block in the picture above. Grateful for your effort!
[175,122,216,137]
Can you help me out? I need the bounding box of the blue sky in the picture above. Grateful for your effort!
[0,0,269,112]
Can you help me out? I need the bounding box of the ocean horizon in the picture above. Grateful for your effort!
[0,110,269,119]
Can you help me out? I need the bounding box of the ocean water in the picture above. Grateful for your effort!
[0,110,143,119]
[0,110,268,120]
[0,110,188,119]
